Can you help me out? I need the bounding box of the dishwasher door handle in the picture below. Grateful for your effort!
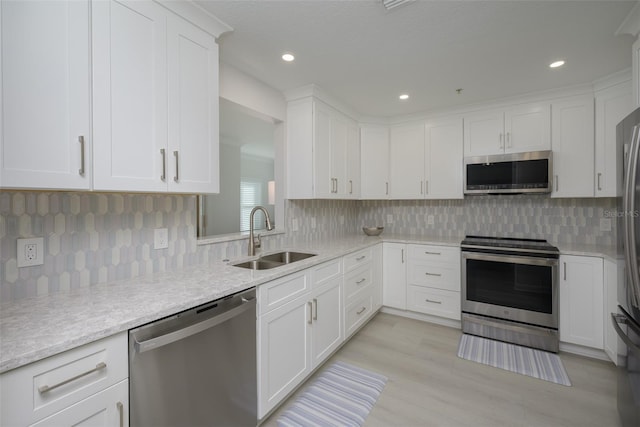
[134,299,255,354]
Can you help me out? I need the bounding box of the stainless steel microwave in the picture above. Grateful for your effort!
[464,150,553,195]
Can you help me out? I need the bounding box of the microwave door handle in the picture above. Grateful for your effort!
[611,312,640,358]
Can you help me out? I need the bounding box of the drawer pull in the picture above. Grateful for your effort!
[78,136,86,176]
[38,362,107,393]
[356,278,366,284]
[313,298,318,320]
[308,301,313,324]
[425,272,442,277]
[117,402,124,427]
[356,255,366,261]
[425,299,442,305]
[424,251,441,255]
[356,306,367,315]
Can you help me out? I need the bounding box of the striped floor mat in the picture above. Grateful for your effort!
[457,334,571,386]
[277,361,388,427]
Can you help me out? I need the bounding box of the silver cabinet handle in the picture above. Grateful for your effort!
[506,132,511,148]
[386,182,389,195]
[597,172,602,191]
[349,180,353,194]
[356,255,366,261]
[312,298,318,320]
[308,301,313,324]
[425,180,429,195]
[38,362,107,393]
[424,251,441,255]
[420,181,423,194]
[173,151,179,182]
[401,248,404,263]
[356,306,366,315]
[563,262,567,281]
[78,136,85,176]
[425,272,442,277]
[425,299,442,304]
[499,133,504,149]
[117,402,124,427]
[160,149,166,181]
[555,175,559,192]
[356,278,366,284]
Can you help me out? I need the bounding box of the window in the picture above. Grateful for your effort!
[240,180,263,231]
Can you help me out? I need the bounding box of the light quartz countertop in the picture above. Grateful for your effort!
[0,233,617,374]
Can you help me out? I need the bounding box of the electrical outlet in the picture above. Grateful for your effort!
[386,214,394,224]
[600,218,612,232]
[17,237,44,267]
[310,217,316,229]
[339,215,345,225]
[427,215,435,226]
[154,228,168,249]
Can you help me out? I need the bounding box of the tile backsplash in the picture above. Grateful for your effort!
[1,191,616,302]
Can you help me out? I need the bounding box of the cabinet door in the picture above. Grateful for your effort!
[1,0,90,190]
[425,118,463,199]
[258,295,312,419]
[311,277,343,367]
[463,109,504,156]
[559,255,604,349]
[93,0,168,192]
[31,380,128,427]
[551,95,595,198]
[389,123,424,199]
[331,111,348,197]
[382,243,407,309]
[313,101,333,198]
[595,81,632,197]
[345,120,360,198]
[167,16,219,193]
[504,103,551,154]
[372,244,383,311]
[360,125,389,199]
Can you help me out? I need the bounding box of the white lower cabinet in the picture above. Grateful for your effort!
[31,380,128,427]
[559,254,604,349]
[258,259,344,419]
[382,243,407,309]
[0,333,128,427]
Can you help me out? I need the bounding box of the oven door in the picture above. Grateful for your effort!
[462,251,559,329]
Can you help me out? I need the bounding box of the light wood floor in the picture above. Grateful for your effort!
[263,312,620,427]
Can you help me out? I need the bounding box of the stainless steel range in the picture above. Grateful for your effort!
[461,236,560,352]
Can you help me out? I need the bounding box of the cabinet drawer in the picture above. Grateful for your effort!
[406,286,461,320]
[312,258,342,287]
[407,262,460,291]
[344,265,373,303]
[345,290,374,338]
[0,333,127,427]
[344,248,373,272]
[258,271,310,315]
[407,244,460,264]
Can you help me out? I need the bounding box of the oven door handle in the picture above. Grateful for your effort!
[462,251,558,267]
[611,312,640,358]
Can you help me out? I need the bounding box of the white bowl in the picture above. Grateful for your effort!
[362,226,384,236]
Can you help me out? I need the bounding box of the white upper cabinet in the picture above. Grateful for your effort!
[93,0,220,193]
[424,117,463,199]
[286,97,359,199]
[463,103,551,157]
[1,0,91,190]
[595,80,632,197]
[551,94,595,198]
[360,125,390,199]
[389,123,425,199]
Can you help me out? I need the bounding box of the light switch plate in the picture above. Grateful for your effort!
[600,218,612,232]
[17,237,44,267]
[310,217,316,229]
[291,218,299,232]
[386,214,394,224]
[427,215,435,225]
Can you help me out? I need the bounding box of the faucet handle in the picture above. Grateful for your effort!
[254,233,262,249]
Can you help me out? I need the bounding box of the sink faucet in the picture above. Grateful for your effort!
[248,206,274,256]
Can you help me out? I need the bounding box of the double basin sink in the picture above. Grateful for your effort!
[233,251,316,270]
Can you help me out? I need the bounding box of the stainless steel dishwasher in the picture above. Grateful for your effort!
[129,288,257,427]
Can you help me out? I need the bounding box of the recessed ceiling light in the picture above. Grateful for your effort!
[549,60,565,68]
[282,53,295,62]
[399,94,409,100]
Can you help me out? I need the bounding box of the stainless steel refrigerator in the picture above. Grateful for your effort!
[612,107,640,427]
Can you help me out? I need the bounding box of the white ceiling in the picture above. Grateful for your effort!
[197,0,637,118]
